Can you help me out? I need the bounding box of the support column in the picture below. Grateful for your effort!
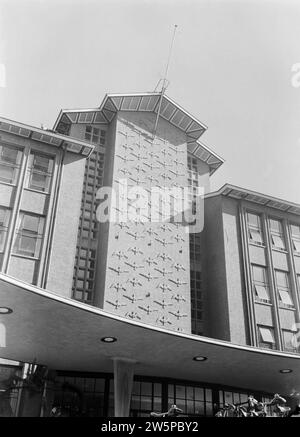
[113,358,136,417]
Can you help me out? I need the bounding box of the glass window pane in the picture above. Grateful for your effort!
[283,331,294,350]
[153,397,161,411]
[140,397,152,411]
[252,265,265,283]
[0,164,15,184]
[195,387,204,401]
[1,146,18,164]
[187,400,194,414]
[278,289,293,306]
[33,154,50,172]
[30,172,48,191]
[175,385,185,399]
[95,378,105,392]
[259,326,275,343]
[186,386,194,400]
[130,395,140,410]
[153,383,161,397]
[248,213,260,228]
[249,229,263,244]
[293,239,300,252]
[175,399,185,411]
[291,224,300,238]
[194,401,205,415]
[17,235,36,256]
[23,214,39,233]
[205,389,212,402]
[276,271,289,288]
[269,219,282,233]
[255,285,270,300]
[132,381,140,395]
[206,402,213,416]
[272,234,285,249]
[141,382,152,396]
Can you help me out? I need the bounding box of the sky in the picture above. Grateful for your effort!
[0,0,300,202]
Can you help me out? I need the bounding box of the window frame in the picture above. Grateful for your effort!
[252,264,271,304]
[26,151,54,193]
[258,325,276,348]
[0,143,23,185]
[269,218,286,251]
[275,270,294,309]
[247,212,264,246]
[13,212,45,259]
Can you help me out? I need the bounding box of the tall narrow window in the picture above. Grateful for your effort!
[269,218,286,250]
[252,265,270,303]
[13,212,45,258]
[290,223,300,253]
[0,207,11,252]
[247,212,264,245]
[0,144,23,185]
[258,325,276,349]
[275,270,294,308]
[27,152,54,192]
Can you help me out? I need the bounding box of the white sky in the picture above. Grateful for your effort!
[0,0,300,202]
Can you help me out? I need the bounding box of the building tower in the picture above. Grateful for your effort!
[54,93,224,333]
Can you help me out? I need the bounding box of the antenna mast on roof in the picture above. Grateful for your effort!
[153,24,178,138]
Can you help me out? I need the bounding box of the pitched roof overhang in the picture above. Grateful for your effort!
[206,184,300,216]
[0,117,94,157]
[53,93,224,175]
[0,273,299,396]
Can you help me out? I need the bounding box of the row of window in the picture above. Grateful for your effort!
[252,265,296,308]
[53,374,216,417]
[247,211,300,254]
[84,126,106,146]
[0,144,54,192]
[257,325,297,352]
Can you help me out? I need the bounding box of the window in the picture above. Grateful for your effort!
[13,212,45,258]
[27,152,54,192]
[85,126,106,145]
[252,265,270,303]
[269,218,286,250]
[168,383,213,416]
[275,270,294,308]
[131,381,162,416]
[0,207,11,252]
[258,326,276,349]
[282,330,298,353]
[290,223,300,253]
[247,212,264,245]
[0,144,23,184]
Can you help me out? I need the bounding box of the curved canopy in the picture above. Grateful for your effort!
[0,273,299,396]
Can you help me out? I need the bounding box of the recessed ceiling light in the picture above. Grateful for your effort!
[101,336,117,343]
[0,307,13,314]
[280,369,292,374]
[193,356,207,362]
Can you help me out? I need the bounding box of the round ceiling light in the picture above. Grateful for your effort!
[279,369,293,374]
[193,356,207,362]
[0,307,13,314]
[101,336,117,343]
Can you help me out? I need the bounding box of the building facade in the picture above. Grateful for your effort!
[0,93,299,417]
[204,185,300,352]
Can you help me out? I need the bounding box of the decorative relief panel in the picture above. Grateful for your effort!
[103,112,191,333]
